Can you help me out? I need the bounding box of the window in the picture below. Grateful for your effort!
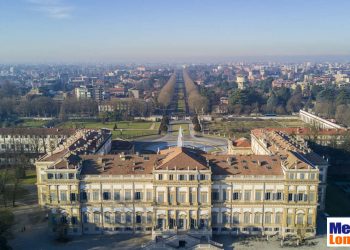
[179,175,185,181]
[212,190,219,201]
[115,213,121,223]
[135,191,142,201]
[158,174,163,180]
[300,173,305,180]
[254,213,261,224]
[298,193,303,201]
[147,213,152,223]
[309,192,315,202]
[190,191,196,203]
[94,213,100,223]
[307,215,313,225]
[179,192,186,203]
[296,214,304,225]
[244,212,250,224]
[126,213,132,223]
[199,174,206,180]
[244,191,251,201]
[114,191,120,201]
[146,190,152,201]
[103,191,111,200]
[189,175,195,181]
[275,192,282,200]
[157,192,164,203]
[125,190,131,201]
[232,213,240,224]
[265,192,271,201]
[60,191,67,201]
[232,192,240,200]
[104,213,111,223]
[70,193,77,201]
[287,215,292,226]
[264,213,271,224]
[223,189,228,201]
[93,191,99,201]
[310,173,315,180]
[289,173,295,179]
[223,213,229,224]
[275,213,282,224]
[169,174,173,180]
[288,193,293,201]
[48,173,54,179]
[68,173,75,179]
[255,191,261,201]
[200,192,207,203]
[169,193,174,204]
[50,191,57,202]
[136,214,142,224]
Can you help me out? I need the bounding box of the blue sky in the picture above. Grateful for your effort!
[0,0,350,63]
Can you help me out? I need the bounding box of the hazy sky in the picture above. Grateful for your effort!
[1,0,350,63]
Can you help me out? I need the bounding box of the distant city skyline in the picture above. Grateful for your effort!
[1,0,350,63]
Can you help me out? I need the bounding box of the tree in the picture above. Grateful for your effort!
[157,74,176,109]
[266,92,278,113]
[113,123,118,130]
[0,209,14,250]
[58,105,67,122]
[194,123,202,132]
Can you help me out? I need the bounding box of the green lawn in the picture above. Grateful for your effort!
[0,169,37,185]
[171,124,190,135]
[112,129,159,139]
[17,119,48,128]
[58,121,158,130]
[21,169,37,185]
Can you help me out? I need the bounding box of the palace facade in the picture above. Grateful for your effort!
[36,127,322,240]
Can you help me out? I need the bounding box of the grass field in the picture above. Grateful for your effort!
[111,129,159,139]
[57,121,160,139]
[58,121,158,130]
[0,169,36,185]
[171,124,190,135]
[205,118,307,138]
[17,119,48,128]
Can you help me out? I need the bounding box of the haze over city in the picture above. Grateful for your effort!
[1,0,350,63]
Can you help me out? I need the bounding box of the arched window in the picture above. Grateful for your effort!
[93,212,100,224]
[104,212,111,224]
[125,212,132,223]
[232,212,240,224]
[264,212,272,224]
[275,212,282,224]
[254,213,261,224]
[244,212,251,224]
[147,212,153,224]
[115,212,121,223]
[296,213,304,225]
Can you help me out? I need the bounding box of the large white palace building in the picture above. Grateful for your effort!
[36,127,325,242]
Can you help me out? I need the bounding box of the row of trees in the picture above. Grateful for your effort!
[314,88,350,127]
[226,86,303,115]
[99,98,155,122]
[183,70,208,113]
[157,74,176,109]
